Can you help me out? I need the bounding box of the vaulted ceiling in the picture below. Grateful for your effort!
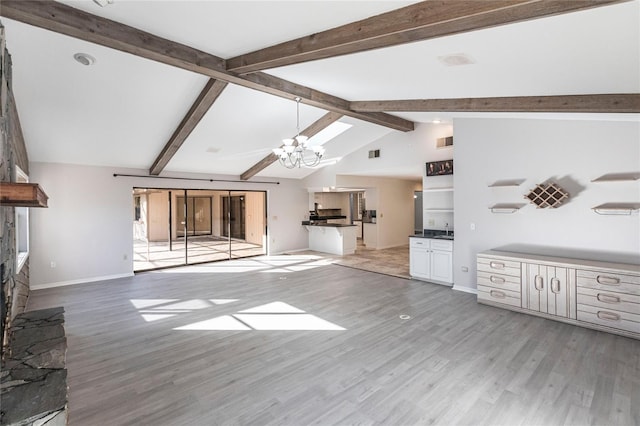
[2,0,639,180]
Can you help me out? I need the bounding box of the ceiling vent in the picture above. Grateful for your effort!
[436,136,453,148]
[368,149,380,159]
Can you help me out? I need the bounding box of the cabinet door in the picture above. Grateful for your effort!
[410,247,430,278]
[527,263,548,313]
[547,266,574,319]
[527,263,575,318]
[431,249,453,283]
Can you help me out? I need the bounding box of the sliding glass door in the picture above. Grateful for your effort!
[133,188,266,272]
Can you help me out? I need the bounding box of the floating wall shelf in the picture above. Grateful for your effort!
[424,208,454,213]
[488,179,526,187]
[592,203,640,215]
[489,203,526,214]
[423,187,454,192]
[591,172,640,182]
[525,182,569,208]
[0,182,49,207]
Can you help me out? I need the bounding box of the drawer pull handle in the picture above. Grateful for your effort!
[550,277,561,294]
[490,275,506,284]
[490,261,505,270]
[597,294,621,304]
[597,311,621,321]
[534,275,544,291]
[596,275,620,286]
[490,290,506,299]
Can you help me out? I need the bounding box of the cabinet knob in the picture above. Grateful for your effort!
[490,290,506,299]
[596,275,621,286]
[534,275,544,291]
[597,311,621,322]
[597,293,621,304]
[489,275,506,284]
[489,261,505,270]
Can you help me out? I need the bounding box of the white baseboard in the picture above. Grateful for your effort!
[452,284,478,295]
[31,273,134,290]
[273,247,311,255]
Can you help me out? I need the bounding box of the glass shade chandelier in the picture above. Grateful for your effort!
[273,97,325,168]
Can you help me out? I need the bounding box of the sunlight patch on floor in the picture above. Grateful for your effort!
[174,315,251,331]
[238,301,305,314]
[234,314,345,331]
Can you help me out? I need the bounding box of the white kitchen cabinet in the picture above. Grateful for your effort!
[364,223,377,248]
[524,263,575,319]
[477,250,639,340]
[410,237,453,285]
[410,238,430,279]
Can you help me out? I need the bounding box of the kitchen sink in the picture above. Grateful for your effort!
[433,235,454,240]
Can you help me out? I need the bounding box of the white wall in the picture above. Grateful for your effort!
[28,163,309,287]
[335,175,419,249]
[314,122,453,181]
[453,118,640,292]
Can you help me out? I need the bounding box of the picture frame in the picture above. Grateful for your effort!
[426,159,453,176]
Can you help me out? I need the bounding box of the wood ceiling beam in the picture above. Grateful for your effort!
[149,79,228,176]
[350,94,640,113]
[0,0,413,132]
[240,111,343,181]
[226,0,628,74]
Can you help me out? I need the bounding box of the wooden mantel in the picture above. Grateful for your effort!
[0,182,49,207]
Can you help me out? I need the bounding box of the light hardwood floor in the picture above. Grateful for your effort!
[27,255,639,426]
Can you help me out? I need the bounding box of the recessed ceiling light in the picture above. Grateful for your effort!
[432,119,441,124]
[206,147,221,153]
[437,53,475,67]
[73,53,96,66]
[93,0,114,7]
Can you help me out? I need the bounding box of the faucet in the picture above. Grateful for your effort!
[445,223,449,236]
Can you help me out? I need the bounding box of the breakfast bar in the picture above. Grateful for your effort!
[304,223,358,255]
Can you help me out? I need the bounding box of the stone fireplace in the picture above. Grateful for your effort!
[1,22,68,425]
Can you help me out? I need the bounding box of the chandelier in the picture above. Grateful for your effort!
[273,97,325,168]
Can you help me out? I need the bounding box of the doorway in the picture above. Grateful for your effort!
[132,188,267,271]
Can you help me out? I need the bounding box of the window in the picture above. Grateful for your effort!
[15,166,29,273]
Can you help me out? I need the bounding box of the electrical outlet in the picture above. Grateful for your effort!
[461,266,469,272]
[470,223,476,231]
[50,261,56,268]
[428,219,435,226]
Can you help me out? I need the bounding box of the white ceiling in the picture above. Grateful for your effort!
[2,0,639,180]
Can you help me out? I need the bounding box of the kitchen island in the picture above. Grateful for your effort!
[304,223,358,255]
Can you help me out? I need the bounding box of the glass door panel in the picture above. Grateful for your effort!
[133,189,186,271]
[186,190,229,264]
[133,188,266,271]
[229,191,266,259]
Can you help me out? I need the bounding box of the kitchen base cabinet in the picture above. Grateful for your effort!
[410,241,430,279]
[477,250,640,340]
[524,263,576,319]
[410,237,453,285]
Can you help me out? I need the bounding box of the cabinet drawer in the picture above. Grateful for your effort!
[576,287,640,315]
[410,238,429,248]
[477,256,521,277]
[477,285,521,308]
[577,269,640,296]
[477,271,521,293]
[430,239,453,251]
[577,304,640,334]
